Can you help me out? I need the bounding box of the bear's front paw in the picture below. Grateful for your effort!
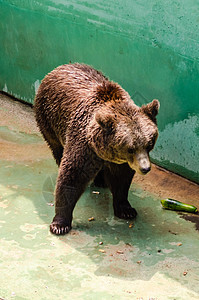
[50,215,72,235]
[114,204,137,220]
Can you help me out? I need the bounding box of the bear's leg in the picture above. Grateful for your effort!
[93,169,108,188]
[105,163,137,219]
[50,145,103,235]
[41,128,63,165]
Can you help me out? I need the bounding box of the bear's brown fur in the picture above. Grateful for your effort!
[34,63,159,235]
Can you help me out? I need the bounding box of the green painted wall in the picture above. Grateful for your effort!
[0,0,199,183]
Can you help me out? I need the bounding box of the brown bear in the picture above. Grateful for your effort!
[34,63,159,235]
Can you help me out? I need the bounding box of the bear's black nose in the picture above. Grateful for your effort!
[140,166,151,174]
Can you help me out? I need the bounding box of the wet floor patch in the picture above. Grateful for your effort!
[0,126,43,144]
[179,212,199,231]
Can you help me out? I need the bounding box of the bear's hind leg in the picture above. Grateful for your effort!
[105,163,137,219]
[41,128,63,166]
[93,169,108,188]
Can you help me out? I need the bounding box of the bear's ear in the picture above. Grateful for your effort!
[141,99,160,123]
[95,111,116,131]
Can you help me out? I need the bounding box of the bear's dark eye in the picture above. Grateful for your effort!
[146,144,153,153]
[146,135,157,153]
[127,148,134,154]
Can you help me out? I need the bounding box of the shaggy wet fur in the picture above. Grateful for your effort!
[34,63,159,235]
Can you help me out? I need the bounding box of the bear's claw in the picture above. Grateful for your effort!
[50,222,71,235]
[114,205,137,220]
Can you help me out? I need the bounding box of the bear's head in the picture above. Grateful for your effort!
[88,99,159,175]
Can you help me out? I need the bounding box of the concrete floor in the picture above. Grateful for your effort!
[0,92,199,300]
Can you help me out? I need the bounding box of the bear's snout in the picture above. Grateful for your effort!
[139,165,151,175]
[128,150,151,175]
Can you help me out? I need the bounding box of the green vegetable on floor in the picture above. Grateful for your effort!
[161,198,198,213]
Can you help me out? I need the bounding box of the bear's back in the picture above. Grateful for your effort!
[35,63,109,115]
[44,63,107,93]
[34,63,134,145]
[62,63,108,85]
[34,64,112,143]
